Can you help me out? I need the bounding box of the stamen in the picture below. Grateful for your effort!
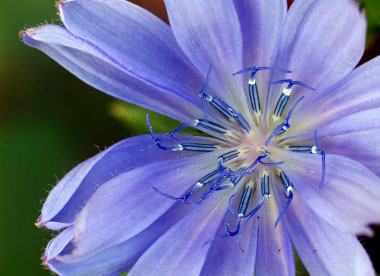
[274,169,293,228]
[214,175,243,191]
[199,89,251,133]
[152,167,224,204]
[264,96,305,146]
[285,130,326,188]
[196,119,228,134]
[218,150,240,164]
[313,130,326,188]
[203,181,255,247]
[179,143,218,152]
[270,79,315,121]
[233,66,291,123]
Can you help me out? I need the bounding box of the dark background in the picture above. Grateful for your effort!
[0,0,379,275]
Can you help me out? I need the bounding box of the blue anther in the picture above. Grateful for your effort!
[180,143,217,152]
[196,119,228,134]
[248,73,261,114]
[287,145,314,152]
[218,150,240,164]
[233,66,291,116]
[274,170,294,228]
[264,96,305,146]
[237,185,253,216]
[200,90,251,133]
[270,79,315,118]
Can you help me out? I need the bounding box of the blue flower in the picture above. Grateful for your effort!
[23,0,380,275]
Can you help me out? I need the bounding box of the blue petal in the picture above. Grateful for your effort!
[129,191,231,276]
[58,0,204,118]
[287,108,380,177]
[22,25,203,122]
[45,199,190,276]
[234,0,287,67]
[275,150,380,235]
[164,0,249,116]
[275,0,366,93]
[199,191,260,276]
[291,56,380,133]
[278,186,375,276]
[255,196,295,276]
[69,148,230,258]
[39,134,213,230]
[234,0,288,121]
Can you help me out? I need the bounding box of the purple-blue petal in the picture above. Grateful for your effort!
[255,196,295,276]
[199,191,260,276]
[164,0,248,114]
[280,187,375,276]
[70,148,229,258]
[22,25,203,122]
[275,150,380,235]
[39,134,212,230]
[234,0,287,67]
[45,199,191,276]
[58,0,204,113]
[274,0,366,93]
[288,108,380,177]
[129,192,231,276]
[292,56,380,133]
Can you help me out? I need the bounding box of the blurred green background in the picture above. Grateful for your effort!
[0,0,379,275]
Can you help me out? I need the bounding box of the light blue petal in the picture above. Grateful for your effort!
[255,196,295,276]
[286,108,380,176]
[129,192,231,276]
[59,0,204,115]
[274,150,380,235]
[291,56,380,133]
[199,191,260,276]
[70,148,230,258]
[45,199,190,276]
[164,0,249,116]
[39,134,215,230]
[22,25,203,122]
[275,0,366,93]
[234,0,287,67]
[279,187,375,276]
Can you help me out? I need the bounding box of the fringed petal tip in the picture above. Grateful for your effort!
[19,28,35,40]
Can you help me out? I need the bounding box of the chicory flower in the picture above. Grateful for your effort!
[22,0,380,275]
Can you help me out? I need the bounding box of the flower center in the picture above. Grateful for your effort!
[146,65,326,251]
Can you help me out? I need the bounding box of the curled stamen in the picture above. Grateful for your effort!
[274,170,294,228]
[286,130,326,188]
[270,79,314,121]
[203,181,254,247]
[314,130,326,188]
[225,151,283,179]
[264,96,305,146]
[232,66,291,76]
[199,65,213,119]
